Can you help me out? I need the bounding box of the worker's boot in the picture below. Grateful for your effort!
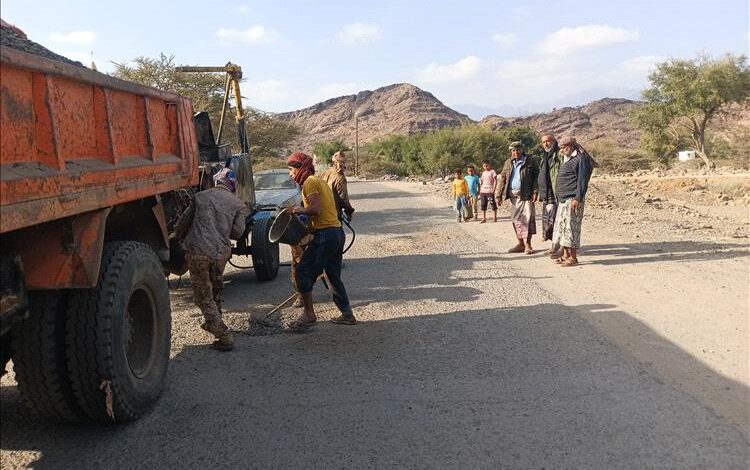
[201,315,228,337]
[211,332,234,351]
[201,315,233,351]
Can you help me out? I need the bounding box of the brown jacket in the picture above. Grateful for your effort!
[173,186,248,260]
[495,154,539,203]
[319,167,355,219]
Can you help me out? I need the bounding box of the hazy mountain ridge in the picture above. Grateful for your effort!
[479,98,643,148]
[277,83,748,155]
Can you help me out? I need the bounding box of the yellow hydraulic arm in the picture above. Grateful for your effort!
[175,62,248,154]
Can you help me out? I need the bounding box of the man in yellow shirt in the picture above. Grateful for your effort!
[286,151,356,327]
[451,168,470,222]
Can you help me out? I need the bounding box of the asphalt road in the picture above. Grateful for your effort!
[1,180,748,469]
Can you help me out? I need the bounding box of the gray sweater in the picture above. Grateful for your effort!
[555,151,593,203]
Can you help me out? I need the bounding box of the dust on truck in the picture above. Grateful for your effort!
[0,40,198,422]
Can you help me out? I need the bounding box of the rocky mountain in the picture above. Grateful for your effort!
[277,83,748,156]
[479,98,643,148]
[277,83,472,149]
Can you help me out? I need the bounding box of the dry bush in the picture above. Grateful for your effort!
[584,139,659,173]
[252,156,288,171]
[354,151,407,178]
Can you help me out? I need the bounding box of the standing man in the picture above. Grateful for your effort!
[496,141,539,254]
[537,134,563,258]
[464,164,480,221]
[287,152,356,327]
[172,168,248,351]
[552,137,593,267]
[478,160,498,223]
[319,150,355,222]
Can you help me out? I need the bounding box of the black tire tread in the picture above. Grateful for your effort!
[11,291,82,421]
[66,241,165,422]
[251,217,280,282]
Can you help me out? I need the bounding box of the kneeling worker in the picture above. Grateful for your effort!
[172,168,248,351]
[286,151,356,327]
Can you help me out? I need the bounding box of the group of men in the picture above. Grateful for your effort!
[172,151,356,351]
[174,134,593,351]
[455,135,594,264]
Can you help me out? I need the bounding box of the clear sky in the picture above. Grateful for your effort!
[2,0,748,117]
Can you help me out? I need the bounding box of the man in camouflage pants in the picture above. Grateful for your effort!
[172,167,248,351]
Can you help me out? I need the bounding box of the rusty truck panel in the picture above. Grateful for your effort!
[0,46,198,235]
[1,24,199,422]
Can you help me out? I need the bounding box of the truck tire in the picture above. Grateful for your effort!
[251,216,280,281]
[11,291,82,421]
[1,332,11,376]
[66,241,171,423]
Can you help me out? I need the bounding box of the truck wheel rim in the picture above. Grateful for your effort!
[124,285,157,378]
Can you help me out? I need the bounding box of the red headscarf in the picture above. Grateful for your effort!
[287,151,315,186]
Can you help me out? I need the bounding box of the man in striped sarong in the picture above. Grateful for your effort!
[496,142,539,254]
[552,137,593,267]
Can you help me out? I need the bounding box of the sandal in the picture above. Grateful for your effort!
[508,244,525,253]
[560,258,579,267]
[286,317,316,330]
[554,257,568,264]
[524,246,533,255]
[331,314,357,325]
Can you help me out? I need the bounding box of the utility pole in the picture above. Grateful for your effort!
[355,111,359,177]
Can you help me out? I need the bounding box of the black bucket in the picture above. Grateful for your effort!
[268,208,309,245]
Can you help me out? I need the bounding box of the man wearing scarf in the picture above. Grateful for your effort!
[172,167,248,351]
[552,137,594,267]
[496,142,539,254]
[319,150,355,222]
[537,134,564,258]
[287,152,356,327]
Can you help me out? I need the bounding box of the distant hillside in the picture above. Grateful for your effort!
[277,86,643,151]
[277,84,749,161]
[479,98,643,149]
[277,83,472,150]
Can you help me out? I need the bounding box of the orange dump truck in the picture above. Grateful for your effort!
[0,33,197,422]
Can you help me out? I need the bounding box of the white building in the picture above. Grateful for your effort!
[678,150,696,161]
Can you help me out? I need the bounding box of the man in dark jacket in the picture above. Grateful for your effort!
[552,137,593,267]
[172,168,248,351]
[496,141,539,254]
[537,134,564,258]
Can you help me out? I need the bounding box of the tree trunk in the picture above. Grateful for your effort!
[692,120,715,169]
[695,149,715,169]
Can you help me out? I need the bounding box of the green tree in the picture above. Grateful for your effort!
[111,53,299,159]
[245,108,300,160]
[631,54,750,168]
[112,53,225,115]
[365,134,427,175]
[311,140,351,163]
[422,128,468,177]
[362,124,539,177]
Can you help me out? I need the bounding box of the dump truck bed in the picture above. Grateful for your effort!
[0,46,198,234]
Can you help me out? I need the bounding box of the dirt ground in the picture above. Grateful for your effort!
[1,175,748,468]
[410,168,750,436]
